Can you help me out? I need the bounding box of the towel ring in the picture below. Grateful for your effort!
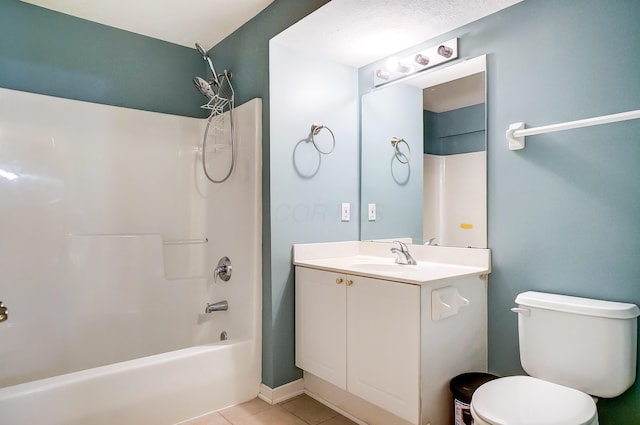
[310,123,335,154]
[390,137,410,164]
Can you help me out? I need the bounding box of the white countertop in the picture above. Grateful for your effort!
[293,241,490,285]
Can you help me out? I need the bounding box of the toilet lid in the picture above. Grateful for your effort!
[471,376,597,425]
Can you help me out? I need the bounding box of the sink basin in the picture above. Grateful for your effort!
[348,262,417,274]
[293,241,491,285]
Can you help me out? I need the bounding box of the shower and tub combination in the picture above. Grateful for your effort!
[0,45,262,424]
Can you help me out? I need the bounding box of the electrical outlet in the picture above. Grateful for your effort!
[368,203,376,221]
[341,202,350,221]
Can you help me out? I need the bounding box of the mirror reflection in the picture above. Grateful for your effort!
[361,56,487,248]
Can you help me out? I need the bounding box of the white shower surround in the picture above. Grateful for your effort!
[0,88,262,423]
[423,152,487,248]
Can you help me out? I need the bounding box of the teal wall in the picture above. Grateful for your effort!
[361,1,640,422]
[425,104,485,155]
[0,0,332,392]
[361,83,423,241]
[484,3,640,421]
[0,0,205,117]
[269,42,360,385]
[207,0,331,388]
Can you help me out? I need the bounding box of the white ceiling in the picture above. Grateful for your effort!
[274,0,522,67]
[423,72,485,113]
[21,0,274,50]
[22,0,522,65]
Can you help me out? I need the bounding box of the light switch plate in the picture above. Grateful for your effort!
[341,202,350,221]
[368,203,376,221]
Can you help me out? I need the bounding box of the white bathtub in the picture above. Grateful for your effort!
[0,91,263,425]
[0,339,260,425]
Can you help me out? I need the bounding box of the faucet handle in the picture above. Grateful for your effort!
[392,240,409,252]
[391,240,417,265]
[0,301,7,323]
[214,256,232,282]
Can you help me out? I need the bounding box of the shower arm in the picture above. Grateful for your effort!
[196,43,220,87]
[203,57,220,86]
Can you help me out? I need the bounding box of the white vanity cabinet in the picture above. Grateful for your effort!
[295,266,420,424]
[295,267,348,389]
[293,241,490,425]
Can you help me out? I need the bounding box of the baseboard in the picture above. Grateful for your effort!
[258,379,305,405]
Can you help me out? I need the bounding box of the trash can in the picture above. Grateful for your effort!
[450,372,499,425]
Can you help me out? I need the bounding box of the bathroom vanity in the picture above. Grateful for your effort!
[294,241,491,425]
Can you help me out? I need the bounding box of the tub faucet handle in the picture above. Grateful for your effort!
[0,301,7,323]
[214,256,232,282]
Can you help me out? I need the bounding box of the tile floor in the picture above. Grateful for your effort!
[178,394,358,425]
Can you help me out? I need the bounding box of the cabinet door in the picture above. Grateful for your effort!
[295,267,347,390]
[347,276,420,424]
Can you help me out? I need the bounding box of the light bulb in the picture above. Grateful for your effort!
[438,45,453,58]
[397,64,411,73]
[415,54,429,66]
[385,57,400,72]
[375,69,389,80]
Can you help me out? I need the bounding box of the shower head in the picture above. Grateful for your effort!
[193,76,215,100]
[195,42,208,58]
[195,42,220,86]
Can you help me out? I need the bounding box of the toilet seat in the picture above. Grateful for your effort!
[470,376,598,425]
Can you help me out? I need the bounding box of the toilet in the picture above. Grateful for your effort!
[471,291,640,425]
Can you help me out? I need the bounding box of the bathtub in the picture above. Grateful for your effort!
[0,339,260,425]
[0,90,263,424]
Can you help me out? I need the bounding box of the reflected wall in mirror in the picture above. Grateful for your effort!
[361,55,487,248]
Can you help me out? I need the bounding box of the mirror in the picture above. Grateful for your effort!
[360,55,487,248]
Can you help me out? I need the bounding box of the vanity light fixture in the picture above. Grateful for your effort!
[373,38,458,87]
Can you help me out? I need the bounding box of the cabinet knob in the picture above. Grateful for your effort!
[346,279,353,286]
[336,278,343,284]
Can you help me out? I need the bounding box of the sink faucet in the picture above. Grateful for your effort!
[391,241,417,265]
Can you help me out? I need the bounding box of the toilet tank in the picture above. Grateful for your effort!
[514,291,640,398]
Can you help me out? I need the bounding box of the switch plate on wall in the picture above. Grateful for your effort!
[368,203,376,221]
[341,203,350,221]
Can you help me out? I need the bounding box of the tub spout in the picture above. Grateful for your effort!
[205,300,228,313]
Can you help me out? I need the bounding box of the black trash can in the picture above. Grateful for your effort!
[450,372,499,425]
